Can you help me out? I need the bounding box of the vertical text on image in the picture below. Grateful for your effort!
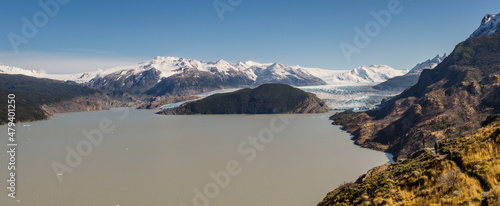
[6,94,17,199]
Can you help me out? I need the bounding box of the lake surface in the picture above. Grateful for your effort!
[0,109,391,206]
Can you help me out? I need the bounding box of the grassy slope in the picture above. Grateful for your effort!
[318,120,500,206]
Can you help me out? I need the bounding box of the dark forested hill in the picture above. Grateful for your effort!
[0,74,106,124]
[158,84,329,115]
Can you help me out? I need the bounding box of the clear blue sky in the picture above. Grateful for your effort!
[1,0,499,73]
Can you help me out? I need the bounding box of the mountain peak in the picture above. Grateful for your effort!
[482,13,496,24]
[469,13,500,38]
[270,62,285,67]
[214,59,229,64]
[430,53,446,62]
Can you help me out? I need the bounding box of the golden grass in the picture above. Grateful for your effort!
[488,185,500,205]
[441,122,500,189]
[319,122,500,206]
[318,151,482,206]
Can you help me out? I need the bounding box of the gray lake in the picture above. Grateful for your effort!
[0,109,391,206]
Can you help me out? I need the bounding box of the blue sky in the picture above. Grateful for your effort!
[1,0,499,73]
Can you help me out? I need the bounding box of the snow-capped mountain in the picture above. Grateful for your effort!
[296,65,407,85]
[0,65,39,76]
[470,13,500,38]
[405,54,446,75]
[373,54,446,90]
[0,65,95,83]
[318,65,406,84]
[0,56,408,96]
[87,56,328,87]
[86,57,328,95]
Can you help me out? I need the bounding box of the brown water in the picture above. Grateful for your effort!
[0,109,391,206]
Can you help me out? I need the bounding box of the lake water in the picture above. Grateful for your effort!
[0,109,391,206]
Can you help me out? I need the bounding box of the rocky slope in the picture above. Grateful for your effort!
[87,68,162,94]
[143,67,255,96]
[331,29,500,160]
[373,54,446,90]
[158,84,329,115]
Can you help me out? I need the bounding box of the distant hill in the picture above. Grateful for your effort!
[0,74,134,124]
[158,84,329,115]
[0,74,97,104]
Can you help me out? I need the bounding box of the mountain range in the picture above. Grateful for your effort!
[0,57,407,96]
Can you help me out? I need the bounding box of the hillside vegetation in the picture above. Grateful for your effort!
[319,119,500,205]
